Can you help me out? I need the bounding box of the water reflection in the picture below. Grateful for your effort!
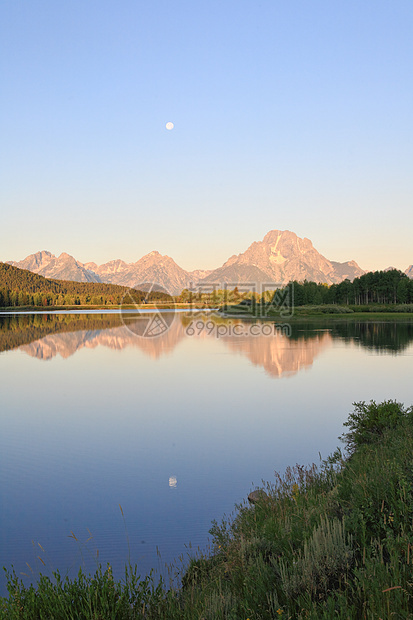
[0,313,124,353]
[331,320,413,353]
[1,311,412,598]
[3,314,329,378]
[18,320,185,361]
[221,330,332,378]
[1,312,412,377]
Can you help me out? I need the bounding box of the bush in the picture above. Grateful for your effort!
[340,400,413,455]
[278,517,353,601]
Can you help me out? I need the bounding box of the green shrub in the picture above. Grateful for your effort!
[181,553,222,591]
[340,400,413,454]
[278,517,353,601]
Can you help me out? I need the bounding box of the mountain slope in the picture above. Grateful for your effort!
[0,262,139,299]
[9,251,101,283]
[90,251,191,295]
[9,251,192,295]
[7,229,366,293]
[201,230,364,286]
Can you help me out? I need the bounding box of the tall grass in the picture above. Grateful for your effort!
[2,400,413,618]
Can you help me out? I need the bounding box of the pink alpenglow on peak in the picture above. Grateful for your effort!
[7,229,366,294]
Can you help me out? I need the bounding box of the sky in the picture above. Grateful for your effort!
[1,0,412,272]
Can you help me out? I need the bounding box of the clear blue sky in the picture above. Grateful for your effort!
[1,0,412,272]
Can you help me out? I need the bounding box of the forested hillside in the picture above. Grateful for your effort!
[0,263,168,307]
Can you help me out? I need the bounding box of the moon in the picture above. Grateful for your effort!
[165,122,174,130]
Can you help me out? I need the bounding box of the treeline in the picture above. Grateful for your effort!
[0,263,170,308]
[2,262,412,310]
[179,270,413,308]
[282,269,413,306]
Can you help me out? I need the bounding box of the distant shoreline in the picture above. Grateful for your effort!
[0,303,208,313]
[1,305,413,324]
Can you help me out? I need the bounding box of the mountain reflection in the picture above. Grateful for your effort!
[19,321,185,361]
[0,313,412,378]
[17,317,331,378]
[221,330,332,378]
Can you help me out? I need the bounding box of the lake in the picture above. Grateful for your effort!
[1,311,412,596]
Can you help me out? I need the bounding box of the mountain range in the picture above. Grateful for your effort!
[7,229,413,295]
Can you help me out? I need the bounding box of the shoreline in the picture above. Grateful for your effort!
[1,303,413,321]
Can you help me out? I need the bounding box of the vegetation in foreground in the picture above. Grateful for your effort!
[2,400,413,619]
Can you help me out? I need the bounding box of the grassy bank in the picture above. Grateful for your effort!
[2,302,413,319]
[2,400,413,618]
[221,302,413,319]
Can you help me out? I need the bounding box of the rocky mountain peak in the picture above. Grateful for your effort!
[201,229,364,286]
[38,250,53,259]
[58,252,76,261]
[9,250,101,283]
[7,228,367,293]
[8,250,55,271]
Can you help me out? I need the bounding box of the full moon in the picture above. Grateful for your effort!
[165,122,174,130]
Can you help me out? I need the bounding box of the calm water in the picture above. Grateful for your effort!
[1,311,413,595]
